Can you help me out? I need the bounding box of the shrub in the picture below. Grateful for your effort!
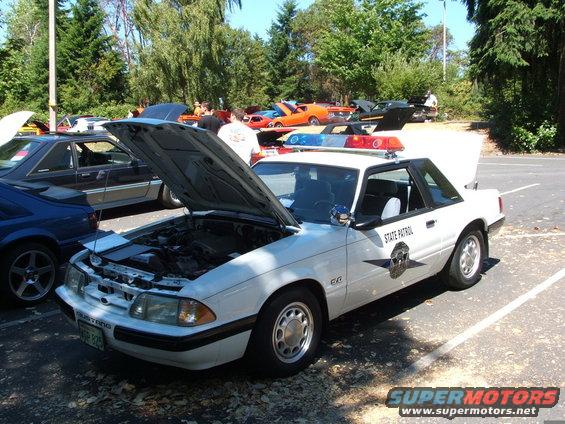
[510,122,558,152]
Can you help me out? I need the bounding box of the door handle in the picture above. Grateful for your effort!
[80,173,91,178]
[426,219,437,228]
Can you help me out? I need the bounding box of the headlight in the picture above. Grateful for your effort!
[65,264,88,297]
[130,293,216,327]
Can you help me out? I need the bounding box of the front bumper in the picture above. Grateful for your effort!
[54,287,255,370]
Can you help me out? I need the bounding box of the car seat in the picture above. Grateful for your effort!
[360,179,401,220]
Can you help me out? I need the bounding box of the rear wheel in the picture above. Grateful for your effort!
[308,116,320,126]
[1,243,58,305]
[440,230,485,290]
[248,288,322,377]
[274,122,284,128]
[159,185,183,209]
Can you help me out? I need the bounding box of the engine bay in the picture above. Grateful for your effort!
[95,218,285,284]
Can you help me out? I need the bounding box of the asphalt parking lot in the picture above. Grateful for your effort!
[0,154,563,424]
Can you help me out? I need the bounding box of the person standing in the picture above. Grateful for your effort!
[197,101,223,134]
[193,101,202,116]
[217,109,260,165]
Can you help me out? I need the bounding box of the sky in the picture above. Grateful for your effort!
[227,0,475,51]
[0,0,474,49]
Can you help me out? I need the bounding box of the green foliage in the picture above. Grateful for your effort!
[266,0,312,101]
[223,29,270,108]
[463,0,565,150]
[436,79,484,121]
[510,122,558,152]
[308,0,429,99]
[58,0,126,111]
[373,53,442,100]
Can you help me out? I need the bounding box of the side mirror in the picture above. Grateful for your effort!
[353,215,382,231]
[330,205,351,226]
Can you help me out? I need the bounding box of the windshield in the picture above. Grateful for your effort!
[0,139,42,170]
[254,162,358,224]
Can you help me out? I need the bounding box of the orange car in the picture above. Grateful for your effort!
[270,102,330,127]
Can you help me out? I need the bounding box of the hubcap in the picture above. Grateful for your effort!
[272,302,314,363]
[459,235,481,278]
[9,250,55,301]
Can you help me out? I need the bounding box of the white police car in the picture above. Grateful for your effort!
[55,120,504,377]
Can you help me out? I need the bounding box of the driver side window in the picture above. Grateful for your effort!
[75,141,131,168]
[358,168,425,222]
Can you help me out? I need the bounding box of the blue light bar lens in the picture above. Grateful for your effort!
[286,134,348,147]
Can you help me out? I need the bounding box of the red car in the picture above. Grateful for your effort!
[251,127,296,164]
[243,114,272,129]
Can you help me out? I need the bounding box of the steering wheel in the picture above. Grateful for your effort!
[313,200,334,209]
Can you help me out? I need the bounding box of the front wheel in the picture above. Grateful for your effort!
[274,122,284,128]
[248,288,322,377]
[159,185,183,209]
[1,243,58,305]
[441,230,485,290]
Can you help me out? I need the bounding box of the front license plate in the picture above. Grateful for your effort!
[78,321,105,351]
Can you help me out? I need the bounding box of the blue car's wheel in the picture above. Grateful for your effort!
[1,242,58,305]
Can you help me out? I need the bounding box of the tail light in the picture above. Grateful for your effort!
[498,196,503,213]
[88,212,99,230]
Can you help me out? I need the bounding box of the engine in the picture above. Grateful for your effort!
[107,218,284,281]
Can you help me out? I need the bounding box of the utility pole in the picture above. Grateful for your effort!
[48,0,57,131]
[442,0,447,82]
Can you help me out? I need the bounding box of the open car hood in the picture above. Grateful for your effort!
[351,100,375,113]
[0,111,34,147]
[104,119,300,229]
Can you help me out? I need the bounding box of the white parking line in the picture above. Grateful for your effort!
[478,163,543,167]
[0,310,60,330]
[403,268,565,376]
[500,184,540,196]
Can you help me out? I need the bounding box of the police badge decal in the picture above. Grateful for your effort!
[364,242,425,279]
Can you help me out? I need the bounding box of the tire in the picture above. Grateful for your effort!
[0,242,58,306]
[159,185,183,209]
[274,122,284,128]
[248,287,322,377]
[440,229,485,290]
[308,116,320,126]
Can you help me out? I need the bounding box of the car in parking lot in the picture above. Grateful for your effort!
[243,114,273,129]
[270,102,330,127]
[0,180,98,305]
[0,112,182,209]
[55,118,504,377]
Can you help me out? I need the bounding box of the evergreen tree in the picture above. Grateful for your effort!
[58,0,126,111]
[266,0,312,101]
[462,0,565,149]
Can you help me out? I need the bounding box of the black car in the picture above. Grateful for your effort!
[349,100,416,129]
[0,132,182,210]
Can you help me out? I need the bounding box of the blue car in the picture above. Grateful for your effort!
[0,180,98,305]
[256,110,281,120]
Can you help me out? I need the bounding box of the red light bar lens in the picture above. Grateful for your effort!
[344,135,404,151]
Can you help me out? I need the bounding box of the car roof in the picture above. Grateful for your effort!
[13,133,111,143]
[257,151,393,170]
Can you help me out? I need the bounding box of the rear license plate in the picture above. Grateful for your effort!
[78,320,105,351]
[264,149,278,156]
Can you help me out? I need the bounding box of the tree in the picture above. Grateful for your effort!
[131,0,241,106]
[427,24,454,62]
[222,28,270,107]
[266,0,313,101]
[304,0,429,101]
[58,0,126,112]
[462,0,565,149]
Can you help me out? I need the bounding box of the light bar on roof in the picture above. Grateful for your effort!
[284,133,404,155]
